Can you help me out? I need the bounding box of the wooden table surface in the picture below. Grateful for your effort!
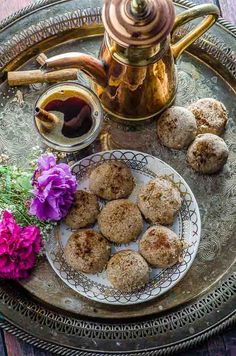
[0,0,235,355]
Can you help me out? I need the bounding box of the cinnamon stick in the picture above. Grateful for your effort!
[36,53,48,66]
[8,68,78,86]
[35,107,61,133]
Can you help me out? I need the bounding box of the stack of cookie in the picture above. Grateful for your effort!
[157,98,229,174]
[64,161,185,293]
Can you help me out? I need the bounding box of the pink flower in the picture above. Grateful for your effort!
[0,211,41,279]
[30,153,77,221]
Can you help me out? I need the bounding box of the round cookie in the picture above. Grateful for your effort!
[65,190,99,229]
[64,229,110,274]
[98,199,143,243]
[188,98,228,135]
[138,177,182,225]
[187,133,229,174]
[139,226,184,268]
[107,250,149,292]
[157,106,197,149]
[89,161,134,200]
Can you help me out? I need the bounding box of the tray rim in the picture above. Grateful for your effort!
[0,0,236,37]
[0,274,235,355]
[0,0,235,354]
[0,313,235,356]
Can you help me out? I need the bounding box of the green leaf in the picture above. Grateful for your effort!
[15,174,32,193]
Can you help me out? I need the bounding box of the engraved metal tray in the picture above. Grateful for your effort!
[0,0,235,354]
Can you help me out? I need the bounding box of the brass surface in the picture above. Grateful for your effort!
[40,2,220,121]
[44,52,107,87]
[2,32,234,319]
[172,4,220,59]
[93,37,177,121]
[102,0,175,47]
[1,27,104,73]
[130,0,148,16]
[106,34,163,66]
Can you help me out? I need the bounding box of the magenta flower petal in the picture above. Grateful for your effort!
[20,226,42,247]
[29,154,77,221]
[18,254,36,271]
[0,211,42,280]
[0,255,8,269]
[0,257,15,273]
[38,153,56,171]
[18,246,33,260]
[0,244,9,255]
[0,210,22,237]
[0,270,30,280]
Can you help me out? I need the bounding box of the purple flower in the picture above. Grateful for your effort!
[0,211,41,280]
[29,154,77,221]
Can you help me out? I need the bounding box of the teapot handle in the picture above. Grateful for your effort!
[171,4,220,60]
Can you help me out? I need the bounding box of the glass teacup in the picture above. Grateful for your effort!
[34,82,103,152]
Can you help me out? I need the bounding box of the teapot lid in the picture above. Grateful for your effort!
[102,0,175,47]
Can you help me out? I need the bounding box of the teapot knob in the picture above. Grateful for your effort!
[130,0,148,16]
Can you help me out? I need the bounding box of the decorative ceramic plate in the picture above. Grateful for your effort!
[46,150,201,305]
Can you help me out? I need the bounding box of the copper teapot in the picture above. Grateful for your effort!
[42,0,219,122]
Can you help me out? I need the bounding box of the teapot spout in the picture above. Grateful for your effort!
[38,52,107,88]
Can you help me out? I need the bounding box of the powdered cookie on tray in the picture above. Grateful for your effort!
[89,161,134,200]
[64,229,110,274]
[188,98,228,136]
[65,190,99,229]
[138,177,182,225]
[157,106,197,149]
[107,250,149,292]
[139,226,184,268]
[98,199,143,244]
[187,133,229,174]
